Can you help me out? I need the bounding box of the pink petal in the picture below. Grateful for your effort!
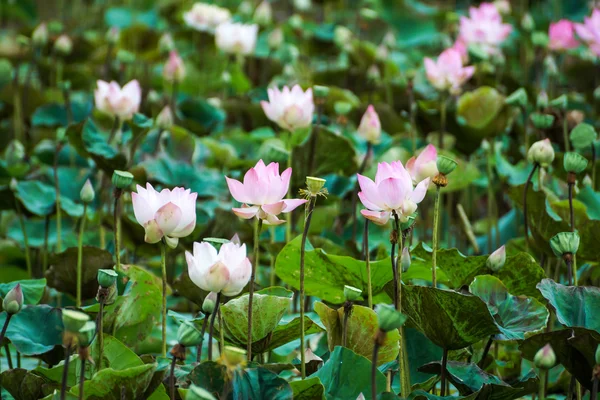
[131,192,153,226]
[226,176,250,203]
[360,210,391,225]
[154,202,183,235]
[232,205,260,219]
[410,178,431,203]
[378,178,406,210]
[262,201,286,215]
[281,198,308,212]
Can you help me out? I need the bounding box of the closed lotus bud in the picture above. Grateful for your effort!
[106,26,120,45]
[357,394,366,400]
[3,284,23,315]
[222,346,247,366]
[97,269,118,288]
[177,320,203,347]
[401,247,411,273]
[80,179,95,203]
[54,34,73,56]
[536,91,549,109]
[494,0,511,15]
[505,88,528,108]
[77,321,96,348]
[254,1,272,26]
[357,105,381,144]
[112,170,134,189]
[32,23,48,46]
[187,384,217,400]
[306,176,326,196]
[344,285,362,302]
[4,140,25,167]
[156,106,173,130]
[481,139,491,152]
[549,231,580,257]
[527,139,555,167]
[534,344,556,369]
[147,90,161,105]
[62,309,90,333]
[521,13,535,32]
[238,1,253,16]
[376,304,406,333]
[163,50,186,82]
[294,0,312,12]
[563,152,589,174]
[268,27,284,50]
[203,292,218,314]
[486,245,506,272]
[583,174,593,187]
[158,33,175,54]
[436,156,457,176]
[570,123,597,150]
[376,44,388,61]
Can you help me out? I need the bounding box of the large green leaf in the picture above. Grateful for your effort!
[69,364,157,399]
[290,376,325,400]
[251,315,324,354]
[91,335,146,371]
[536,278,600,332]
[0,368,46,400]
[470,275,548,340]
[231,367,293,400]
[14,180,56,216]
[401,285,499,350]
[0,278,46,305]
[0,305,63,355]
[314,302,400,365]
[275,236,392,304]
[66,120,127,174]
[187,361,228,398]
[405,328,443,386]
[456,87,509,149]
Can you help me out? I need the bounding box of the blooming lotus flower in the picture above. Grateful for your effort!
[406,144,438,184]
[226,160,307,225]
[549,20,578,51]
[459,2,512,56]
[163,50,186,82]
[215,22,258,56]
[186,241,251,296]
[357,161,430,225]
[94,80,141,121]
[424,48,475,93]
[451,38,469,63]
[132,183,197,248]
[575,9,600,56]
[357,105,381,144]
[261,85,314,131]
[183,3,231,33]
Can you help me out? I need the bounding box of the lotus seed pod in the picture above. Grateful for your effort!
[77,321,96,347]
[334,101,352,116]
[306,176,326,196]
[177,320,203,347]
[530,113,554,130]
[313,85,330,99]
[222,346,247,366]
[376,304,406,333]
[111,170,134,189]
[97,269,118,288]
[436,156,457,176]
[534,344,556,369]
[549,94,567,110]
[563,152,589,174]
[570,123,597,151]
[62,309,90,333]
[549,231,580,256]
[343,285,362,302]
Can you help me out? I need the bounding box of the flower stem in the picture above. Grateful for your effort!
[60,341,72,400]
[78,356,86,400]
[432,185,442,288]
[342,301,352,347]
[486,144,495,253]
[161,241,168,357]
[247,218,263,361]
[352,142,372,242]
[113,189,123,273]
[371,336,381,400]
[523,163,539,251]
[218,308,225,356]
[14,199,32,278]
[390,212,400,309]
[208,293,221,361]
[171,81,178,122]
[197,316,208,363]
[591,376,598,400]
[538,369,546,400]
[363,220,372,309]
[43,215,50,274]
[169,354,177,400]
[285,131,293,243]
[563,113,570,153]
[76,204,87,308]
[568,181,575,232]
[439,93,447,150]
[478,336,493,368]
[592,144,597,190]
[300,196,316,379]
[440,348,448,396]
[0,314,13,344]
[97,297,105,370]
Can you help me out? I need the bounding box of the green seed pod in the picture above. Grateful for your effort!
[549,231,580,257]
[313,85,330,99]
[111,170,134,189]
[505,88,528,108]
[222,346,247,366]
[570,123,597,151]
[62,309,90,333]
[187,384,217,400]
[376,304,406,333]
[177,320,203,347]
[97,269,118,288]
[344,285,362,302]
[534,344,556,369]
[531,31,548,47]
[306,176,326,196]
[563,152,589,174]
[80,179,95,203]
[77,321,96,348]
[436,156,457,176]
[530,113,554,130]
[2,284,23,315]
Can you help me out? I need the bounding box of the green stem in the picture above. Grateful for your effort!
[371,338,381,400]
[247,218,263,361]
[538,369,546,400]
[60,342,72,400]
[592,144,596,190]
[14,199,32,278]
[76,204,87,308]
[285,131,293,243]
[432,185,442,287]
[563,113,570,153]
[97,299,105,370]
[300,197,316,379]
[161,241,167,357]
[207,293,221,361]
[54,145,63,254]
[439,94,447,150]
[364,220,372,309]
[486,146,495,253]
[78,356,85,400]
[114,190,122,272]
[270,226,276,287]
[440,348,448,396]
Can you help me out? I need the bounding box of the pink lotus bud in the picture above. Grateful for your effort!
[94,80,141,121]
[549,20,578,51]
[3,284,23,315]
[261,85,314,131]
[486,245,506,272]
[357,105,381,144]
[424,48,475,93]
[163,50,186,82]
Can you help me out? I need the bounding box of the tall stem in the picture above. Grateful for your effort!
[76,204,87,308]
[247,218,263,361]
[171,81,178,122]
[439,94,447,150]
[196,316,208,363]
[352,142,372,242]
[523,163,539,250]
[440,348,449,396]
[538,369,546,400]
[568,182,575,232]
[486,143,497,252]
[591,377,598,400]
[592,144,597,190]
[371,339,381,400]
[54,144,63,253]
[43,215,50,274]
[563,114,570,153]
[113,189,122,272]
[78,356,86,400]
[432,185,442,288]
[169,355,177,400]
[478,336,494,368]
[97,299,105,370]
[285,131,293,243]
[300,197,316,379]
[363,220,372,309]
[60,342,72,400]
[208,293,221,361]
[161,241,167,357]
[0,314,12,344]
[342,302,351,348]
[14,199,32,278]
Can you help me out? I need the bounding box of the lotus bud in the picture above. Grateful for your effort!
[97,269,118,288]
[481,139,491,152]
[549,94,568,110]
[536,91,549,109]
[534,344,556,369]
[163,50,186,82]
[2,284,23,315]
[505,88,528,108]
[544,55,558,77]
[583,174,593,187]
[221,71,231,84]
[106,26,120,45]
[376,304,406,333]
[80,179,95,203]
[77,321,96,348]
[187,385,217,400]
[521,13,535,32]
[306,176,326,197]
[436,155,457,176]
[376,44,388,61]
[486,245,506,272]
[563,152,588,174]
[4,140,25,167]
[111,170,134,189]
[156,106,173,130]
[357,105,381,144]
[254,1,272,26]
[400,246,411,273]
[268,27,283,50]
[570,123,597,150]
[357,394,366,400]
[343,285,362,302]
[238,1,253,16]
[294,0,312,12]
[527,139,555,167]
[288,14,303,30]
[202,292,218,314]
[367,64,381,82]
[32,23,48,47]
[62,309,90,333]
[222,346,247,366]
[177,320,203,347]
[158,33,175,54]
[549,231,580,257]
[494,0,510,15]
[54,34,73,56]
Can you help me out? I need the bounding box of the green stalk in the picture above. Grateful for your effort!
[247,218,263,361]
[300,196,316,379]
[538,369,546,400]
[363,220,372,309]
[439,94,447,150]
[14,199,32,278]
[394,216,410,398]
[563,113,570,153]
[432,185,442,287]
[285,131,293,242]
[270,226,276,287]
[486,145,495,253]
[161,241,167,357]
[97,299,105,370]
[113,190,122,272]
[76,204,87,308]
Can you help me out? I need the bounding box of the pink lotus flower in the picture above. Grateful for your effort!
[424,49,475,93]
[459,2,512,56]
[215,22,258,55]
[357,105,381,144]
[186,241,251,296]
[357,161,430,225]
[163,50,186,82]
[549,20,579,51]
[94,80,141,121]
[132,183,197,247]
[406,144,438,184]
[451,38,469,63]
[226,160,307,225]
[575,9,600,56]
[183,3,231,33]
[261,85,314,131]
